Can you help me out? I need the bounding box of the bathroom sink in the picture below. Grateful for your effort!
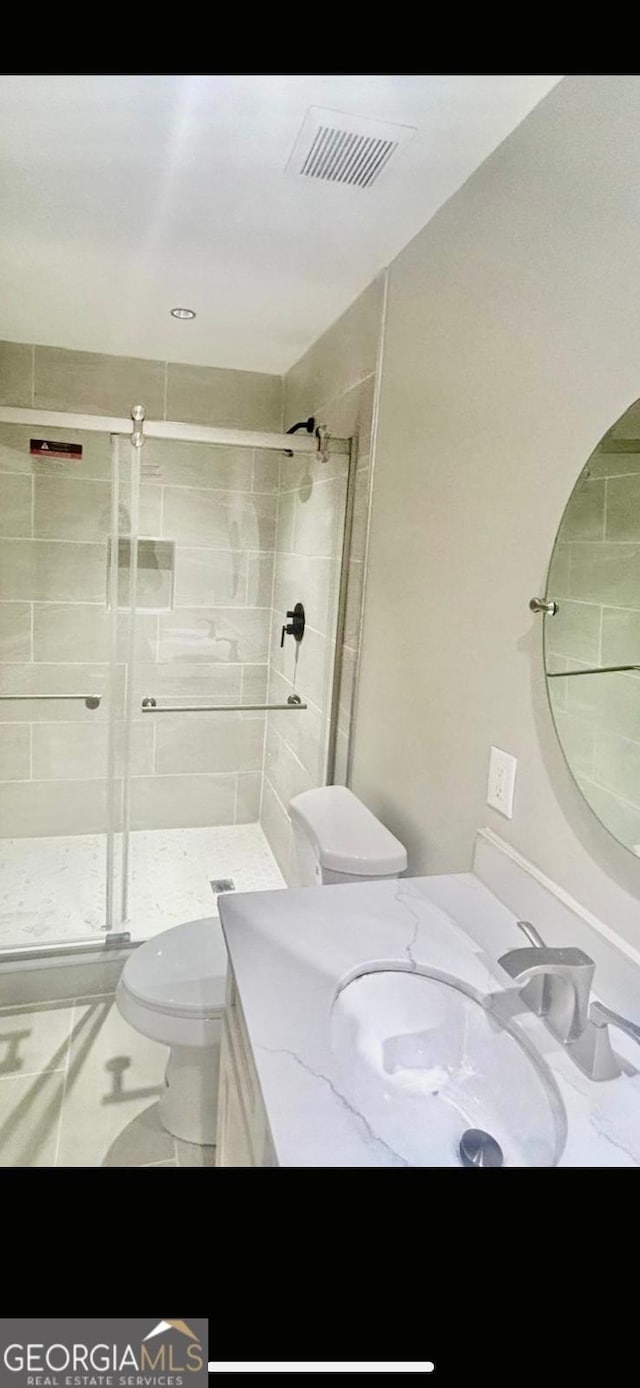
[330,968,566,1166]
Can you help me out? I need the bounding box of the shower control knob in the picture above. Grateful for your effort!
[280,602,306,647]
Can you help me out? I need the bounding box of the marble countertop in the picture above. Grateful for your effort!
[218,873,640,1166]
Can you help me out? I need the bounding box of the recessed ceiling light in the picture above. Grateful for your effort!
[170,307,196,320]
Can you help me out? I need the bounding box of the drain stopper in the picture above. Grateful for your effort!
[459,1128,504,1167]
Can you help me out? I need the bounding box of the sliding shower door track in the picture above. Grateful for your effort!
[0,934,134,965]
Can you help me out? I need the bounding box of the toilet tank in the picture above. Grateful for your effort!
[289,786,408,887]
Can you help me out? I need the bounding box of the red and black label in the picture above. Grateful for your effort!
[30,438,83,460]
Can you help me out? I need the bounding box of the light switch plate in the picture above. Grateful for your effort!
[486,745,517,818]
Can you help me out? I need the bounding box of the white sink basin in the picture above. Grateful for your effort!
[330,968,566,1167]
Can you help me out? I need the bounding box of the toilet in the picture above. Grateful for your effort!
[116,918,225,1146]
[116,788,407,1146]
[289,785,407,885]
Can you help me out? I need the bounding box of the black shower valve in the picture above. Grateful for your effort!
[280,602,305,648]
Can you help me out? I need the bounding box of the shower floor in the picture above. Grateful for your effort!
[0,823,286,950]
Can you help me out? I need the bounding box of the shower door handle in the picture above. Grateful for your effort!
[141,695,307,713]
[0,694,101,709]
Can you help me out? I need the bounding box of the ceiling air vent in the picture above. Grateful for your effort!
[287,107,416,189]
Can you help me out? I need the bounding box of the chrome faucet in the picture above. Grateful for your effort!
[498,940,594,1043]
[498,921,640,1080]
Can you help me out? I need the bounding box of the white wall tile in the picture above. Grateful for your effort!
[132,661,242,706]
[0,341,33,408]
[261,779,292,881]
[265,725,314,808]
[31,721,153,779]
[0,539,106,602]
[33,604,157,664]
[236,771,262,821]
[0,474,32,537]
[143,440,254,491]
[273,553,338,639]
[34,345,165,417]
[163,487,276,551]
[267,669,326,783]
[246,551,274,607]
[0,779,110,836]
[292,476,345,559]
[166,361,282,430]
[0,724,30,779]
[0,604,31,661]
[155,715,264,774]
[158,608,270,664]
[130,773,236,829]
[284,279,382,423]
[173,547,247,607]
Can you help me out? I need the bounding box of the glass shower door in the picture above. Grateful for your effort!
[119,432,280,943]
[0,421,137,951]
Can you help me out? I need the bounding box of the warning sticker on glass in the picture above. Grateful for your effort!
[30,438,83,460]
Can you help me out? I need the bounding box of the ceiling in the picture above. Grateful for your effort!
[0,75,561,375]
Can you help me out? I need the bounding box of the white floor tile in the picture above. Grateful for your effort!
[0,1069,65,1166]
[56,998,173,1167]
[0,1002,74,1078]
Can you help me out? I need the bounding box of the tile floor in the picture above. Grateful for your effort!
[0,822,285,947]
[0,993,215,1166]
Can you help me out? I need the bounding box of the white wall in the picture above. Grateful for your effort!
[351,75,640,946]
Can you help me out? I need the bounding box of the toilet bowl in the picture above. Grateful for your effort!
[289,785,408,886]
[116,918,225,1147]
[117,790,407,1147]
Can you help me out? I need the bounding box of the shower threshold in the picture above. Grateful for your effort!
[0,822,285,952]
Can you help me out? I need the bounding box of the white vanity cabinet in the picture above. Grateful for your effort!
[216,966,276,1167]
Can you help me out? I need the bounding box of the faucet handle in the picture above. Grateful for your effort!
[566,999,640,1082]
[514,921,548,1013]
[516,920,547,948]
[590,1000,640,1047]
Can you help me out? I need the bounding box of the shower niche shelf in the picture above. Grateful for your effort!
[107,536,175,612]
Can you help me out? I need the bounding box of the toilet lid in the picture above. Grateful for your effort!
[289,785,407,876]
[122,918,227,1017]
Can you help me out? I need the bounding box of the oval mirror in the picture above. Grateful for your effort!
[544,398,640,854]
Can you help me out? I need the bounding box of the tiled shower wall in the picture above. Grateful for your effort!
[0,340,281,835]
[547,441,640,850]
[261,278,383,881]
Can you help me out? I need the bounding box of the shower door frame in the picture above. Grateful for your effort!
[0,404,352,963]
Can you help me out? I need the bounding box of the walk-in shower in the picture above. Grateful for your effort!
[0,403,353,959]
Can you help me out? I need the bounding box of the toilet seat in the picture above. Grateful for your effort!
[122,918,226,1016]
[117,918,226,1050]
